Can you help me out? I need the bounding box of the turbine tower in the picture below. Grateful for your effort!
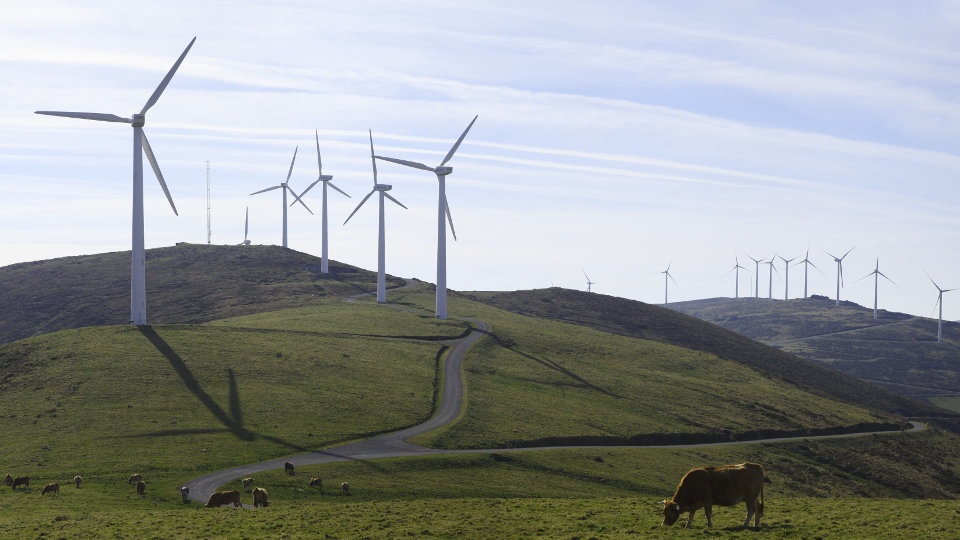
[762,258,780,300]
[856,258,895,319]
[295,131,351,274]
[926,272,955,343]
[583,270,595,293]
[36,37,196,325]
[777,254,797,300]
[745,254,763,298]
[344,130,408,303]
[250,146,312,248]
[375,115,478,319]
[796,249,822,298]
[723,257,750,299]
[659,263,677,304]
[241,207,251,245]
[824,248,854,306]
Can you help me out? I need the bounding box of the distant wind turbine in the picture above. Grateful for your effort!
[375,115,478,320]
[295,131,351,274]
[795,249,823,298]
[856,258,896,319]
[241,207,251,245]
[723,257,750,299]
[344,130,408,303]
[824,248,854,306]
[250,146,313,249]
[745,254,763,299]
[582,270,595,293]
[777,254,797,300]
[35,37,196,325]
[659,263,677,304]
[926,272,955,343]
[762,258,780,300]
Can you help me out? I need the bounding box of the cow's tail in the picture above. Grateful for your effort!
[758,475,766,519]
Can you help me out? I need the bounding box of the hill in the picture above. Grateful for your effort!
[0,244,406,346]
[666,295,960,411]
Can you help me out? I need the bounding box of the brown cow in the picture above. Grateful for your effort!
[74,475,82,488]
[252,487,269,508]
[206,490,242,508]
[136,480,146,495]
[309,477,322,490]
[128,473,143,485]
[660,462,766,529]
[284,462,295,475]
[41,483,59,496]
[4,474,12,486]
[11,476,29,490]
[241,477,254,491]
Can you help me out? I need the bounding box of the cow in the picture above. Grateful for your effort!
[12,476,29,490]
[206,490,242,508]
[41,483,59,496]
[309,477,322,490]
[74,475,82,488]
[180,486,190,503]
[340,482,350,495]
[252,487,269,508]
[4,474,12,486]
[136,480,146,495]
[241,477,254,492]
[284,462,295,475]
[660,462,766,529]
[128,473,143,485]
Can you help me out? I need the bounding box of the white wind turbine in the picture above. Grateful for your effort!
[344,130,408,303]
[856,258,895,319]
[762,257,780,300]
[745,254,763,298]
[583,270,595,293]
[375,115,478,320]
[241,207,251,245]
[36,37,196,325]
[294,131,351,273]
[824,248,854,306]
[250,146,313,248]
[777,254,797,300]
[658,263,677,304]
[795,249,823,298]
[723,257,750,299]
[926,272,955,343]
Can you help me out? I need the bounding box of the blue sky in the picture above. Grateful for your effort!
[1,1,958,321]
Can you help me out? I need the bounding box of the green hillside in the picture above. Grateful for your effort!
[0,244,405,346]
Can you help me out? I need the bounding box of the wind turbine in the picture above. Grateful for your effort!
[241,207,251,245]
[777,254,798,300]
[36,37,196,325]
[659,263,677,304]
[824,248,854,306]
[745,254,763,298]
[583,270,595,293]
[250,146,313,248]
[344,130,408,303]
[295,131,351,274]
[926,272,955,343]
[723,257,750,299]
[375,115,478,320]
[795,249,823,298]
[856,258,895,319]
[761,257,780,300]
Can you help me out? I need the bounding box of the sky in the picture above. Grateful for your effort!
[1,0,958,322]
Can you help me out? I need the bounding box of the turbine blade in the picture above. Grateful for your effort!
[315,130,323,174]
[287,186,313,215]
[250,185,281,196]
[442,193,457,241]
[343,189,375,224]
[824,250,838,260]
[141,37,197,115]
[296,178,322,201]
[375,155,434,172]
[440,114,478,166]
[841,246,855,260]
[384,192,408,209]
[327,181,351,198]
[244,207,249,239]
[35,111,130,123]
[285,146,299,183]
[141,131,178,215]
[877,271,897,286]
[369,129,378,184]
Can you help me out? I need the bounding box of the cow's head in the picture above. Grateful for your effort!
[660,499,681,526]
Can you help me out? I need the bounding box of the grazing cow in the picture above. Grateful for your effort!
[253,487,269,508]
[340,482,350,495]
[309,477,322,490]
[4,474,12,486]
[11,476,29,490]
[41,483,59,496]
[660,462,766,529]
[74,475,82,488]
[284,462,295,475]
[128,473,143,485]
[241,477,254,491]
[136,480,146,495]
[206,490,242,508]
[180,486,190,503]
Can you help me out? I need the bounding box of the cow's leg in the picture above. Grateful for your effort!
[704,505,713,528]
[684,510,696,528]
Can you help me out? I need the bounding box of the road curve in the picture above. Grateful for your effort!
[184,280,926,504]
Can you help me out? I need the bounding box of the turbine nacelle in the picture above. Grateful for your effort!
[319,175,334,182]
[132,113,145,127]
[375,184,393,191]
[435,166,453,176]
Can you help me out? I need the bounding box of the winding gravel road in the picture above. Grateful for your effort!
[184,281,925,504]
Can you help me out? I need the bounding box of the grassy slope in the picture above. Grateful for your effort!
[462,288,948,420]
[0,244,406,346]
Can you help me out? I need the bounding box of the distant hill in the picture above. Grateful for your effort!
[666,295,960,411]
[463,288,953,420]
[0,244,405,345]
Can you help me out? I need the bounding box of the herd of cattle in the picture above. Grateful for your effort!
[10,460,769,528]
